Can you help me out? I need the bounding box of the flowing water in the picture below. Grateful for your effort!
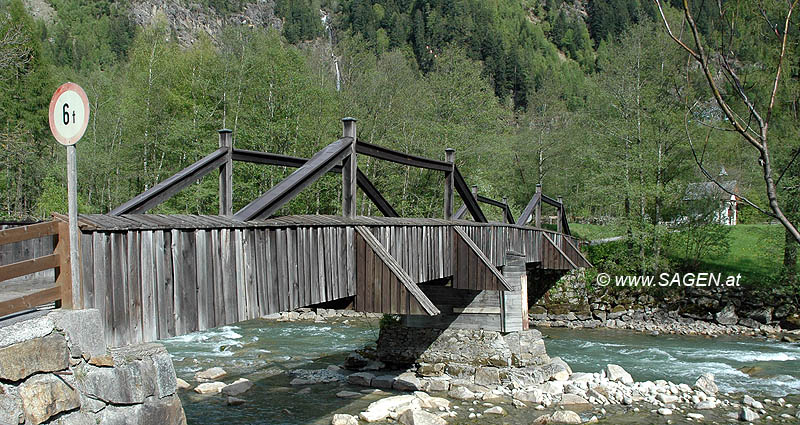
[162,319,800,424]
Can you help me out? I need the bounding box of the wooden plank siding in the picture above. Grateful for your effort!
[73,214,586,346]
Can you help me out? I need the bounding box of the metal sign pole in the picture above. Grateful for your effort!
[67,144,80,308]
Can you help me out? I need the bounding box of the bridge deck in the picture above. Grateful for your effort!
[72,214,589,346]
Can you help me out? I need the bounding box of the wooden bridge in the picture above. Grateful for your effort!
[0,118,590,347]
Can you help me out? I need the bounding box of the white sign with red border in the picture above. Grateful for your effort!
[48,82,89,146]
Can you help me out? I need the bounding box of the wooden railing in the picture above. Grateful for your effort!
[0,220,72,317]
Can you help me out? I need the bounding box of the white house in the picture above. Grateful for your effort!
[683,170,739,226]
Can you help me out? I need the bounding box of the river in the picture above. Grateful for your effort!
[162,318,800,424]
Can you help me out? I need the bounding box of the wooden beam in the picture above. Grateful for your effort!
[542,233,578,269]
[0,254,59,283]
[355,141,452,172]
[111,148,229,215]
[0,286,61,318]
[563,236,592,268]
[234,138,354,221]
[516,191,541,226]
[444,148,455,220]
[219,129,233,216]
[355,226,440,316]
[453,227,513,291]
[453,167,487,222]
[0,221,58,246]
[342,118,357,218]
[476,194,515,223]
[356,170,398,217]
[232,148,397,217]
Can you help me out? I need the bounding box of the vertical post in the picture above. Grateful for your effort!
[557,196,564,234]
[342,118,357,218]
[66,145,79,308]
[218,129,233,217]
[502,196,509,223]
[534,184,542,228]
[444,148,455,220]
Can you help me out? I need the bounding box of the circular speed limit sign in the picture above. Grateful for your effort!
[48,82,89,146]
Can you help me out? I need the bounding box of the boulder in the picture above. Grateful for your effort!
[194,382,226,394]
[49,309,106,358]
[19,374,81,425]
[447,386,476,401]
[359,395,416,422]
[226,397,246,406]
[695,401,716,409]
[98,394,186,425]
[550,410,582,424]
[331,413,359,425]
[347,372,375,387]
[49,411,96,425]
[780,314,800,330]
[605,364,633,385]
[398,409,447,425]
[694,373,718,395]
[394,374,423,392]
[747,307,773,324]
[75,360,157,404]
[336,391,361,398]
[371,375,397,389]
[739,406,760,422]
[658,408,673,416]
[0,315,54,348]
[715,304,738,325]
[176,378,191,390]
[484,406,506,415]
[474,367,501,386]
[512,388,543,404]
[743,394,764,410]
[687,413,704,420]
[0,333,69,381]
[344,352,369,370]
[560,394,590,405]
[657,394,679,404]
[221,378,253,396]
[0,384,23,425]
[195,367,226,381]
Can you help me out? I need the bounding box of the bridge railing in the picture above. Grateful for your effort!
[108,117,574,238]
[0,218,73,317]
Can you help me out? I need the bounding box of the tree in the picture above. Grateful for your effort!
[655,0,800,244]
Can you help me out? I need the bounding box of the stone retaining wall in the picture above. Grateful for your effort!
[0,310,186,425]
[533,270,800,335]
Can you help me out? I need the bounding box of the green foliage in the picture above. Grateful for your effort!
[379,314,400,329]
[339,0,564,108]
[275,0,322,44]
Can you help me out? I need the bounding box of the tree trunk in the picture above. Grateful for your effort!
[785,228,798,283]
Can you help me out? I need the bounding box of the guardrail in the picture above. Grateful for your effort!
[0,219,72,317]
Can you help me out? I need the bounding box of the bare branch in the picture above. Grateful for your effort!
[0,23,31,73]
[766,0,798,129]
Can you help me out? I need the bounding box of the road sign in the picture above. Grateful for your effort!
[48,82,89,146]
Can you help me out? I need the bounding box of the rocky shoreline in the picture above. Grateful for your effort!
[172,308,800,424]
[532,270,800,340]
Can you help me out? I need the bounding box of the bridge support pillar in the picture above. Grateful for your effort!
[501,251,527,332]
[557,196,564,234]
[341,118,357,218]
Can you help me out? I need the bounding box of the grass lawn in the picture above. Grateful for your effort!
[576,222,788,286]
[697,223,785,285]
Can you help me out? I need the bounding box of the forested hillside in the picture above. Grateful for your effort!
[0,0,797,286]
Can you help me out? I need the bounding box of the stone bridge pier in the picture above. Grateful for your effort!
[0,310,185,425]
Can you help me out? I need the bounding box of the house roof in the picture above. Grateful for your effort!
[684,180,737,201]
